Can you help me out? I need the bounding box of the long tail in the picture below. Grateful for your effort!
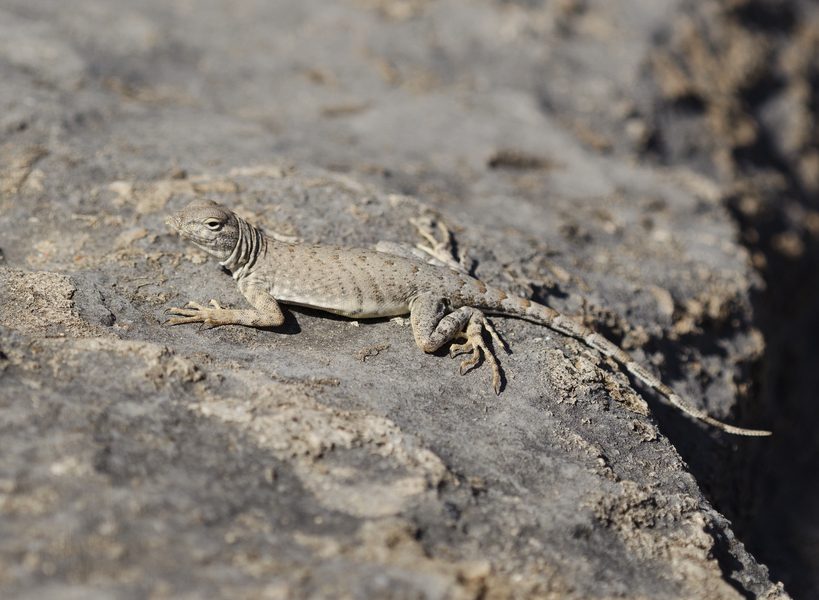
[487,294,771,437]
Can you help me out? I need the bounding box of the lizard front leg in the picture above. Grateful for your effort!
[410,294,505,394]
[165,279,285,328]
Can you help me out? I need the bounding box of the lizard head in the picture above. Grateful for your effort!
[167,199,241,261]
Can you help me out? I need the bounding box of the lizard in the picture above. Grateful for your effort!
[164,199,771,437]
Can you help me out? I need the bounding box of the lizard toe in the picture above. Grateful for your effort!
[482,317,508,354]
[449,341,472,358]
[165,314,205,325]
[473,336,501,394]
[457,348,480,375]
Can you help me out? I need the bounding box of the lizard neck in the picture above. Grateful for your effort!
[219,214,266,279]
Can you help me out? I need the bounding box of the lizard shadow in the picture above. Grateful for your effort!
[528,281,569,303]
[286,305,392,327]
[584,304,769,499]
[589,338,765,600]
[289,306,509,373]
[279,306,418,343]
[291,305,511,392]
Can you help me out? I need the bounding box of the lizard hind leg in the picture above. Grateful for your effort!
[410,298,505,394]
[449,311,504,394]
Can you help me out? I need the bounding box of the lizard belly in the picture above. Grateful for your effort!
[272,286,409,319]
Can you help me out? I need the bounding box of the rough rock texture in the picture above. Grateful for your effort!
[641,2,819,597]
[0,0,812,598]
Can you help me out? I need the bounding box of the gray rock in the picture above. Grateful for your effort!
[0,1,789,598]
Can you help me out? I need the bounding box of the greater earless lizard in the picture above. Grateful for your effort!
[165,199,771,437]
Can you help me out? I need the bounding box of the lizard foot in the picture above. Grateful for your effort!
[411,216,465,272]
[449,314,505,394]
[164,300,229,330]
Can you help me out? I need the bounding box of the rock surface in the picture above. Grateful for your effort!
[0,0,809,598]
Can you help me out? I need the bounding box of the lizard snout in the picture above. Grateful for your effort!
[166,214,182,230]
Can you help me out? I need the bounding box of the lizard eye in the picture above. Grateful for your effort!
[204,219,222,230]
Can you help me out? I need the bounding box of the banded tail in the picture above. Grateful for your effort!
[484,291,771,437]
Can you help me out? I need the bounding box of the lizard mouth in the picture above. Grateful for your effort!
[166,215,195,241]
